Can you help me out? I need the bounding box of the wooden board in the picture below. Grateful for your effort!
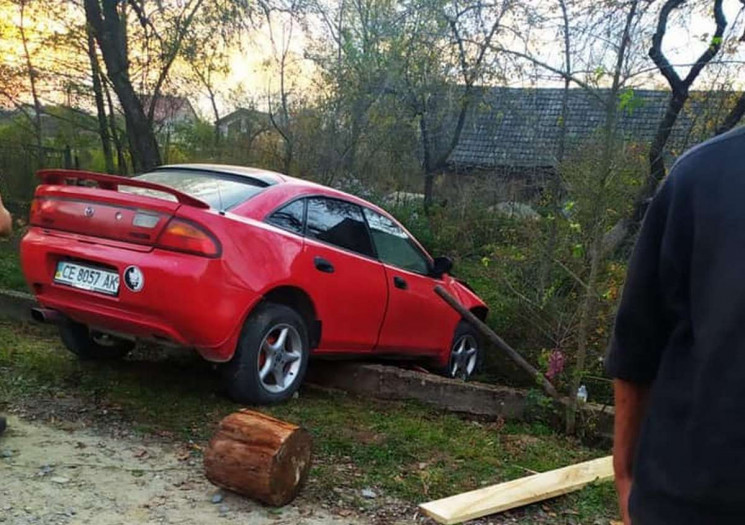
[419,456,613,524]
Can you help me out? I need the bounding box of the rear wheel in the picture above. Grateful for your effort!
[59,320,135,360]
[441,321,483,381]
[223,303,309,405]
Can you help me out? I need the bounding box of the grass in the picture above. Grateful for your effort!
[0,234,26,292]
[0,320,619,523]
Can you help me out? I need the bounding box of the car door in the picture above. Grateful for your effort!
[363,208,457,355]
[295,197,388,353]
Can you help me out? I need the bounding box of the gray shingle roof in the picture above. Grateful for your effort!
[446,87,727,169]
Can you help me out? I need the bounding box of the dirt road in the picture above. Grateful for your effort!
[0,416,368,525]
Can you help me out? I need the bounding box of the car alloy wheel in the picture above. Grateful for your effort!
[449,333,478,379]
[257,323,304,394]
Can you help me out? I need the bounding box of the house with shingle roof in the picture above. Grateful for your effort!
[435,87,731,201]
[139,94,198,132]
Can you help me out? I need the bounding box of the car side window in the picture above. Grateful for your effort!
[267,199,305,235]
[306,198,375,257]
[363,209,430,275]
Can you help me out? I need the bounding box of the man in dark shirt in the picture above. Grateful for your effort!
[607,126,745,524]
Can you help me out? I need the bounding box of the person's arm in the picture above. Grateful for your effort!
[0,193,11,238]
[613,379,650,524]
[606,169,692,524]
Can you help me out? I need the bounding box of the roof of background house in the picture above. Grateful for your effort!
[139,94,197,124]
[216,108,270,126]
[445,87,733,170]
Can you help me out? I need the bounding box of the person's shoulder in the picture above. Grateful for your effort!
[666,127,745,189]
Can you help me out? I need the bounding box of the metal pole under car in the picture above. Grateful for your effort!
[433,285,560,400]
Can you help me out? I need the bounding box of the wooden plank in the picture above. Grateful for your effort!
[419,456,613,525]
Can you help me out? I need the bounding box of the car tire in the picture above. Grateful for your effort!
[223,302,310,405]
[59,320,135,360]
[441,321,483,381]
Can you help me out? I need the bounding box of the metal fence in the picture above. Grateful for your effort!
[0,144,83,214]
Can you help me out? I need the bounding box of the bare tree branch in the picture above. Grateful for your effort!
[649,0,685,90]
[630,0,727,229]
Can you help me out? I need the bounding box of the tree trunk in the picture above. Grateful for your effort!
[419,115,435,207]
[631,89,687,226]
[539,0,571,296]
[203,410,313,507]
[84,0,161,172]
[206,87,220,154]
[626,0,725,231]
[19,0,43,167]
[102,74,127,175]
[565,0,639,435]
[87,29,115,174]
[565,237,601,434]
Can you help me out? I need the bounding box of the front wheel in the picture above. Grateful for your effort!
[222,303,309,405]
[441,321,483,381]
[59,320,135,360]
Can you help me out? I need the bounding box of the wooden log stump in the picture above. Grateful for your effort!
[203,410,312,506]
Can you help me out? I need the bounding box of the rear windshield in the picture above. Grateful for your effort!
[124,169,265,210]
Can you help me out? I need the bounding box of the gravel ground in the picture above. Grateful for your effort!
[0,415,372,525]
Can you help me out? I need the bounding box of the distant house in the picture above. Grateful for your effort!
[438,87,731,200]
[0,104,98,141]
[139,94,198,132]
[216,108,271,139]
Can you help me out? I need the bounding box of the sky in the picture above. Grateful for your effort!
[1,0,745,119]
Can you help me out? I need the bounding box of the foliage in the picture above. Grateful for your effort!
[3,0,745,423]
[0,230,26,291]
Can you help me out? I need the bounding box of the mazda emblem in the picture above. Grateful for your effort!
[84,206,94,218]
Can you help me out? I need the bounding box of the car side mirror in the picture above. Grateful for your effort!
[431,256,453,278]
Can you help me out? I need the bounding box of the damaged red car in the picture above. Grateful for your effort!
[21,164,488,404]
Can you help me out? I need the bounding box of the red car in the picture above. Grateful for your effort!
[21,164,488,403]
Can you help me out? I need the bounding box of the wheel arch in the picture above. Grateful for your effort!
[261,285,321,349]
[470,306,488,322]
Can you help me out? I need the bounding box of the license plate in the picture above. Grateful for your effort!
[54,261,120,296]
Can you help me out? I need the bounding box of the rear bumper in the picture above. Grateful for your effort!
[21,228,258,361]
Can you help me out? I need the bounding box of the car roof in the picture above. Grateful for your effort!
[157,164,287,186]
[156,164,431,258]
[158,163,390,216]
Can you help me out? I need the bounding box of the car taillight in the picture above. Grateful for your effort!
[29,198,54,226]
[29,198,41,225]
[156,218,221,257]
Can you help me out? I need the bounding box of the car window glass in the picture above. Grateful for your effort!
[126,170,264,210]
[363,209,430,275]
[306,198,374,257]
[267,199,305,235]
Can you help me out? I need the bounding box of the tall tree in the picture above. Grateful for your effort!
[86,25,115,173]
[395,0,512,207]
[564,0,642,435]
[306,0,403,185]
[263,0,301,174]
[18,0,44,160]
[630,0,727,227]
[84,0,161,171]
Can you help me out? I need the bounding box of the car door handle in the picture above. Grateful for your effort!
[314,256,335,273]
[393,276,408,290]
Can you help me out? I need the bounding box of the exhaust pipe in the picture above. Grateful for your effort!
[30,307,63,324]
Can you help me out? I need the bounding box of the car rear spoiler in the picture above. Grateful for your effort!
[37,169,210,209]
